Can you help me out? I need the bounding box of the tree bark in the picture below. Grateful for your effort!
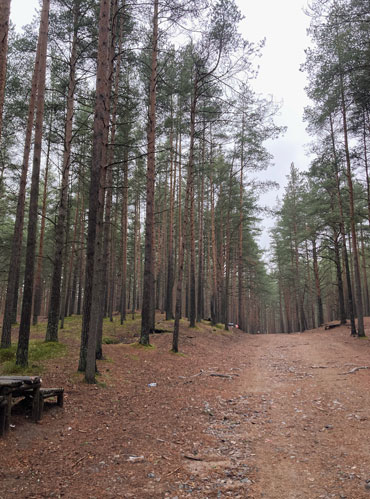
[16,0,50,366]
[79,0,111,380]
[32,119,52,326]
[312,237,324,326]
[238,115,245,331]
[1,21,42,348]
[165,116,176,320]
[196,149,205,323]
[140,0,159,345]
[330,114,356,335]
[46,2,79,341]
[340,80,364,336]
[120,147,128,324]
[0,0,10,144]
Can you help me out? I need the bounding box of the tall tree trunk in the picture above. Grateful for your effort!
[209,137,218,326]
[304,239,315,329]
[76,192,85,316]
[0,0,10,144]
[95,0,120,360]
[360,225,370,316]
[80,0,111,380]
[32,119,52,326]
[165,117,176,320]
[340,81,364,336]
[65,189,81,317]
[120,147,129,324]
[330,114,356,335]
[312,237,324,326]
[1,22,42,348]
[140,0,158,345]
[46,2,79,341]
[196,148,204,323]
[188,76,198,328]
[238,116,245,331]
[59,196,71,329]
[173,76,198,349]
[173,153,191,353]
[131,192,140,319]
[16,0,50,366]
[333,229,346,324]
[224,170,232,331]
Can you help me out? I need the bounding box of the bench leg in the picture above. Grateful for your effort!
[57,392,64,407]
[4,394,11,433]
[32,386,40,421]
[0,401,7,436]
[38,395,44,420]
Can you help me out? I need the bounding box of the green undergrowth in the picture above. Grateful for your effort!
[129,342,156,350]
[214,323,224,330]
[171,351,187,357]
[102,336,120,344]
[0,340,67,375]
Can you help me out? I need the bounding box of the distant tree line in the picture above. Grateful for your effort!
[272,0,370,336]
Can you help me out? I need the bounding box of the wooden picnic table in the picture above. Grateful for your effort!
[0,375,41,436]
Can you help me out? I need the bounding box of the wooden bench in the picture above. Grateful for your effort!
[0,377,64,436]
[38,388,64,419]
[0,376,41,434]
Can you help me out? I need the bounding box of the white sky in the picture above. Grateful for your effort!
[236,0,312,252]
[10,0,312,254]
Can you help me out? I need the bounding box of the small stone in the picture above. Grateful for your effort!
[127,455,144,463]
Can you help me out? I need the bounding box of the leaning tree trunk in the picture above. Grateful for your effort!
[16,0,50,367]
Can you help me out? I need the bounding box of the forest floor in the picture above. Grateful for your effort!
[1,315,370,498]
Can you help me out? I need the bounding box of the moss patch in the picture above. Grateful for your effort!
[0,340,67,375]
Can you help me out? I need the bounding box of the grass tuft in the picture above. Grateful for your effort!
[129,342,156,350]
[102,336,120,344]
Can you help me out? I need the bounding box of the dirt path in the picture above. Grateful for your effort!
[2,321,370,498]
[239,330,370,498]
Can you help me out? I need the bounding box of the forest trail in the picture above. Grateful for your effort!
[2,319,370,498]
[240,329,370,498]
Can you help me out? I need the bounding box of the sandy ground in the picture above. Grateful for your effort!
[2,318,370,498]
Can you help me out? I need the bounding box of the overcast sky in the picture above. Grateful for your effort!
[236,0,312,252]
[9,0,312,253]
